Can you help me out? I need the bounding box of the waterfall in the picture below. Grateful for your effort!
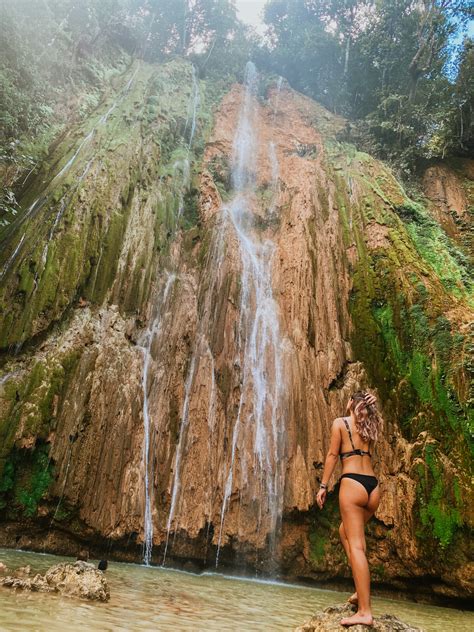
[0,372,16,386]
[139,272,176,565]
[133,61,285,569]
[216,62,287,565]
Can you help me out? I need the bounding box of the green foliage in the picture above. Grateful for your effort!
[0,0,133,223]
[428,38,474,158]
[416,443,463,549]
[368,296,472,454]
[393,200,472,296]
[0,461,15,509]
[0,352,81,483]
[308,529,328,562]
[343,173,472,455]
[0,184,20,228]
[0,443,54,517]
[346,195,472,549]
[260,0,473,171]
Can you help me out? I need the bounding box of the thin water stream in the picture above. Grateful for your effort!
[139,273,176,565]
[143,65,201,566]
[0,549,472,631]
[0,65,139,282]
[216,62,287,564]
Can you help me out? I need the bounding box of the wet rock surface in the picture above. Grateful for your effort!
[0,561,110,602]
[295,603,424,631]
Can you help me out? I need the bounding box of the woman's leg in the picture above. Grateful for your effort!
[340,502,379,603]
[339,523,358,605]
[339,479,380,625]
[339,521,351,561]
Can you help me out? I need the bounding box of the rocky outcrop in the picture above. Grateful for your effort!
[0,561,109,601]
[422,160,473,254]
[295,603,423,632]
[0,59,472,602]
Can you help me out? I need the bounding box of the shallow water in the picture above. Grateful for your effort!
[0,549,472,631]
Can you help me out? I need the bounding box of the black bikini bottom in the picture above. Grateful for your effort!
[340,473,378,498]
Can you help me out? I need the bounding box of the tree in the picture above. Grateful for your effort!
[261,0,473,171]
[135,0,239,59]
[407,0,471,101]
[261,1,346,113]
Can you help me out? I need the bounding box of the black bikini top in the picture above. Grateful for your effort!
[340,417,371,460]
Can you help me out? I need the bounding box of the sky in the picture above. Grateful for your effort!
[235,0,267,35]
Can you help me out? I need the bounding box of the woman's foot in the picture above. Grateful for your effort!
[347,592,358,605]
[340,611,374,627]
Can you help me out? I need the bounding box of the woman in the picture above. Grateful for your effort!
[316,391,382,627]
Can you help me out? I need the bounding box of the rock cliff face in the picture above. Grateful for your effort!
[0,59,472,601]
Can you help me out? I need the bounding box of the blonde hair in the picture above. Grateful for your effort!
[348,391,383,443]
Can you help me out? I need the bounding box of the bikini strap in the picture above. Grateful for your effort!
[342,417,357,451]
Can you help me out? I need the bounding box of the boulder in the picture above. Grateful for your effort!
[295,603,424,631]
[0,561,110,602]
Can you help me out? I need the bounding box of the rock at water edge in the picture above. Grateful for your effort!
[295,603,424,631]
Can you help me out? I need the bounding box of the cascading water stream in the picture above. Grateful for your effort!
[162,348,198,565]
[139,272,176,565]
[0,235,26,282]
[185,66,201,149]
[0,66,139,283]
[267,77,283,216]
[176,66,201,221]
[38,157,94,281]
[50,130,95,186]
[161,62,287,568]
[210,62,287,566]
[273,76,283,117]
[142,65,202,566]
[161,220,228,567]
[0,372,17,386]
[268,142,279,216]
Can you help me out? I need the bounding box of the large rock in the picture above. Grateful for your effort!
[295,603,423,631]
[0,561,109,602]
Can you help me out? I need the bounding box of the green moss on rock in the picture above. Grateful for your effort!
[0,350,81,479]
[415,443,464,550]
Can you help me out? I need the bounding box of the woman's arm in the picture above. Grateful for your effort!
[316,419,341,509]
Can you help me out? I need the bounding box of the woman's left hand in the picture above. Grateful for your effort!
[316,487,327,509]
[364,393,376,406]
